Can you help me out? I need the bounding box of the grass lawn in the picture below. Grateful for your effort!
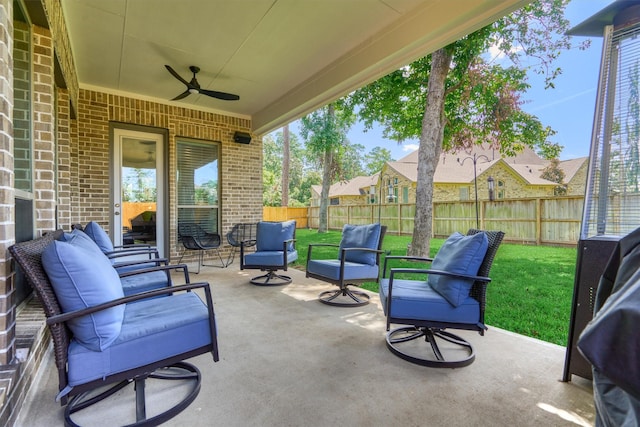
[292,228,576,346]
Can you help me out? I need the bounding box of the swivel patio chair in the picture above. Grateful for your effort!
[64,228,177,296]
[240,220,297,285]
[83,221,160,267]
[379,229,504,368]
[9,230,219,427]
[224,222,257,267]
[306,223,386,307]
[177,223,225,273]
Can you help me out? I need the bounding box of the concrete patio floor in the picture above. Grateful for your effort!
[16,263,595,426]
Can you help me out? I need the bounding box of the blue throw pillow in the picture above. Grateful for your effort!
[427,232,489,307]
[339,223,381,265]
[42,235,125,351]
[256,221,295,252]
[83,221,114,253]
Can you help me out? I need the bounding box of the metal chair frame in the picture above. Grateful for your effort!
[382,229,504,368]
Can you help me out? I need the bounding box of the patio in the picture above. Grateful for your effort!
[17,264,595,427]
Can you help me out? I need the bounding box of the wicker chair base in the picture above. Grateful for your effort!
[318,287,370,307]
[65,362,201,427]
[386,327,475,368]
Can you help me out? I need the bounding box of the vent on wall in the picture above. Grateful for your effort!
[233,131,251,144]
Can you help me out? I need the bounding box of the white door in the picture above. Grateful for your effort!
[112,128,165,257]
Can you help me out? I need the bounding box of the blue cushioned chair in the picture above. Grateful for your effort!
[379,229,504,368]
[63,228,178,297]
[9,230,219,426]
[306,223,386,307]
[83,221,163,268]
[241,221,297,285]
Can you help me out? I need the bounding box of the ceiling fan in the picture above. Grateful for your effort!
[165,65,240,101]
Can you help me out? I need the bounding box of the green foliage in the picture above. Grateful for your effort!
[292,229,575,346]
[363,147,394,175]
[348,0,584,157]
[262,131,312,206]
[541,158,567,195]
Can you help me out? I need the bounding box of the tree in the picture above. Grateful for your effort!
[541,158,566,196]
[282,124,290,206]
[363,147,394,175]
[348,0,585,256]
[300,103,355,232]
[263,129,315,206]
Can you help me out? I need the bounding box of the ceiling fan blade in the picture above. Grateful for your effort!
[165,65,190,86]
[199,88,240,101]
[171,90,191,101]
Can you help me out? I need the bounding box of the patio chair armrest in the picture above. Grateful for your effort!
[388,268,491,284]
[113,257,169,270]
[118,263,191,284]
[46,282,211,326]
[306,243,339,263]
[113,243,152,249]
[382,255,433,278]
[106,247,159,259]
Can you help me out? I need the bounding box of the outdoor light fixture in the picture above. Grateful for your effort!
[378,174,397,222]
[458,153,490,228]
[488,176,495,201]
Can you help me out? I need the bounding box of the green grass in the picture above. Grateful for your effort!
[293,229,576,346]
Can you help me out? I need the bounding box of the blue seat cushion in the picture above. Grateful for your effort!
[42,235,125,351]
[307,259,379,281]
[256,221,295,252]
[66,292,211,386]
[120,270,170,296]
[84,221,115,253]
[244,250,298,267]
[379,278,480,324]
[427,232,489,307]
[339,223,381,265]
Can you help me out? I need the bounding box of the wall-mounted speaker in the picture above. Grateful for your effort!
[233,131,252,144]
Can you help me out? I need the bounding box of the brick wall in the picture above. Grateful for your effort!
[32,25,55,234]
[65,89,263,260]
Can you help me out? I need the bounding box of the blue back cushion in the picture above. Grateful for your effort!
[63,229,107,257]
[427,232,489,307]
[256,221,295,252]
[84,221,114,253]
[339,223,381,265]
[42,233,125,351]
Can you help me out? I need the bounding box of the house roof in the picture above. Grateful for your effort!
[391,145,582,185]
[58,0,530,135]
[312,175,378,198]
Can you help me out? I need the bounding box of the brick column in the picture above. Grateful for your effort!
[0,0,15,366]
[32,26,56,233]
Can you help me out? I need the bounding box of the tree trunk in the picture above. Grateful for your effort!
[282,124,290,207]
[411,48,452,257]
[318,146,333,233]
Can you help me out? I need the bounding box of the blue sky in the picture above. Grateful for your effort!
[283,0,614,162]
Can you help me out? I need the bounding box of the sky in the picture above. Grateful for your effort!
[281,0,615,162]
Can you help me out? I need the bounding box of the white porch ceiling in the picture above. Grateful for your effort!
[60,0,530,135]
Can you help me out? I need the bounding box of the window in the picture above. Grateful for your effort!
[402,186,409,203]
[330,198,339,205]
[177,140,220,234]
[497,180,505,199]
[459,187,469,201]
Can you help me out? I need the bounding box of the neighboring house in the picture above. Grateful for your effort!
[377,146,587,203]
[318,145,588,205]
[311,175,378,206]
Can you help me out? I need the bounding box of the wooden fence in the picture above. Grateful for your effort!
[263,206,309,228]
[305,196,585,246]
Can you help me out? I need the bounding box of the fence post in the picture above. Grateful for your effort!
[536,198,542,245]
